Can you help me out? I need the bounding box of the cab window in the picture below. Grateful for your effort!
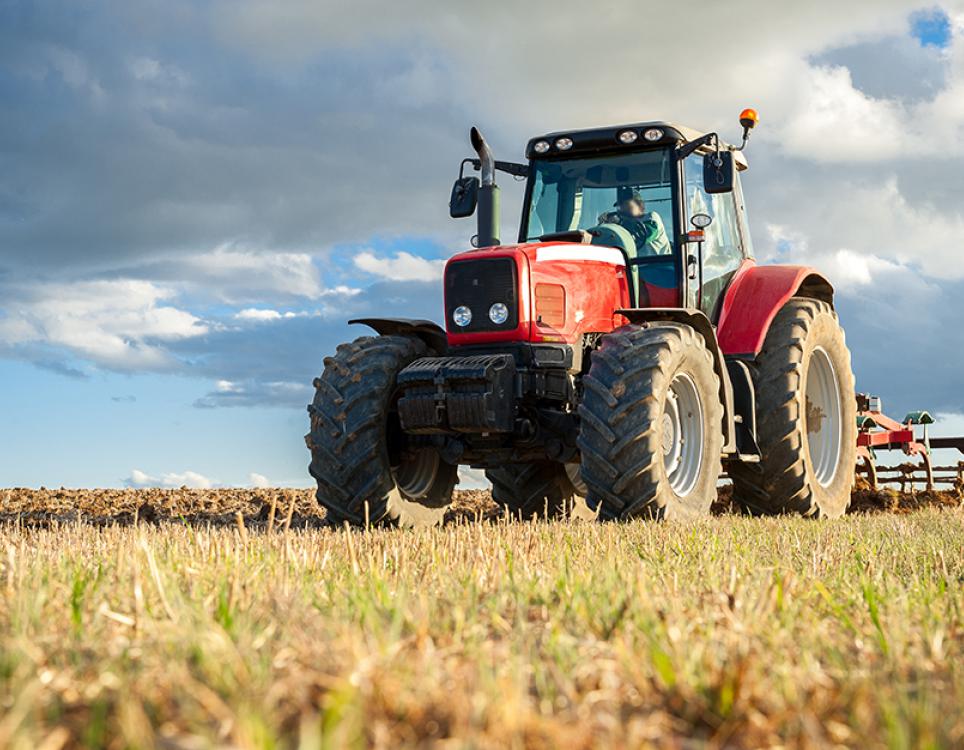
[683,154,746,319]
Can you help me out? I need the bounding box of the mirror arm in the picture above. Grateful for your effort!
[468,158,529,178]
[677,132,718,160]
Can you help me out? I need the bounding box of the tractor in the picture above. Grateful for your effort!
[306,110,858,525]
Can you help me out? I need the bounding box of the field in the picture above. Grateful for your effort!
[0,488,961,749]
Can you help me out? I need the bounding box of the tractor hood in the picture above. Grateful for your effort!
[444,242,631,346]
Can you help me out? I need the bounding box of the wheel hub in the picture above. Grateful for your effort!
[391,448,442,499]
[805,346,842,488]
[662,373,703,497]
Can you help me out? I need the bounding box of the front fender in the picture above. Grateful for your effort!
[716,262,834,358]
[349,318,447,354]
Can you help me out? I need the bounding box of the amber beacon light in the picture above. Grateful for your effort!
[737,108,759,149]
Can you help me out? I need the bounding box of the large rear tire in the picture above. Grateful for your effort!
[307,335,457,527]
[729,298,856,518]
[485,461,583,519]
[578,323,723,520]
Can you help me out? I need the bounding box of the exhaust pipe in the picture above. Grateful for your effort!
[470,126,500,247]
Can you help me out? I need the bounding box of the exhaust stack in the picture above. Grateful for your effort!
[470,127,500,247]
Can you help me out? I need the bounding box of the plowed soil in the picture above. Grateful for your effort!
[1,482,959,527]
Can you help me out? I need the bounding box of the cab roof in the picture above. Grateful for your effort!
[525,120,748,169]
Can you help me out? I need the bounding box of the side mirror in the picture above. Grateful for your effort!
[450,176,479,218]
[703,151,734,194]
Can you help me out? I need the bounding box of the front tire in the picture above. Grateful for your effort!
[307,335,457,527]
[578,323,723,520]
[729,298,856,518]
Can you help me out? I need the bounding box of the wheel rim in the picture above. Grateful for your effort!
[661,372,704,497]
[805,346,842,487]
[391,448,442,499]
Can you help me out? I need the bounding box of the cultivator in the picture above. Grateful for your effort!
[855,393,964,491]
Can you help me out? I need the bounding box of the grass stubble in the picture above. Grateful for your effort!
[0,488,960,749]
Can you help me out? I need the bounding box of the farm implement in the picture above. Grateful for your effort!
[856,393,964,492]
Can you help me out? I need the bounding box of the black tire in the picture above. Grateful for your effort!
[729,298,856,518]
[486,461,583,519]
[306,335,457,527]
[578,323,723,520]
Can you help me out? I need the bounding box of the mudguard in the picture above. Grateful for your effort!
[349,318,448,354]
[716,262,834,358]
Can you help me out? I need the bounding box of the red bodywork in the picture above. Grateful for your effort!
[445,245,832,355]
[716,261,832,357]
[445,243,631,346]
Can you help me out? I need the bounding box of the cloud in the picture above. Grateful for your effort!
[130,248,328,304]
[248,472,270,488]
[194,379,309,409]
[125,468,217,489]
[235,308,284,322]
[756,176,964,281]
[0,279,207,370]
[354,251,446,282]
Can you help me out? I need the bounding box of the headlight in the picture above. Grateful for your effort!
[452,305,472,327]
[555,137,573,151]
[643,128,664,142]
[488,303,509,325]
[618,130,638,144]
[533,140,550,154]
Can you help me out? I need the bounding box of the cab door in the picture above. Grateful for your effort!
[683,154,749,320]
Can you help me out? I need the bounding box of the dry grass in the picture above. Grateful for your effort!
[0,491,961,749]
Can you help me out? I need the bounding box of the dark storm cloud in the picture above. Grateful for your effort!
[0,1,471,273]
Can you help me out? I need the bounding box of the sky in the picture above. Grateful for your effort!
[1,1,963,488]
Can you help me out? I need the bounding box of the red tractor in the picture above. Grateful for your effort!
[307,111,857,525]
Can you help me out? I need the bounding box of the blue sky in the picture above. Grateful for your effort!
[2,1,963,487]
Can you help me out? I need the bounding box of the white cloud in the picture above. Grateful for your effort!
[248,472,271,488]
[177,247,324,301]
[777,65,909,162]
[0,279,207,370]
[235,308,283,321]
[125,468,217,489]
[354,251,446,282]
[760,178,964,282]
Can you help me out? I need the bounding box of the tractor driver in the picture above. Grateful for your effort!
[598,187,671,256]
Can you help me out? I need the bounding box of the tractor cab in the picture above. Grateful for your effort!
[450,116,758,323]
[520,122,754,321]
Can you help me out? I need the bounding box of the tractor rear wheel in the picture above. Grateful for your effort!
[729,298,856,517]
[307,335,457,527]
[486,461,584,519]
[577,323,723,520]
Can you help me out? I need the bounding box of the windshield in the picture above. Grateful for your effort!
[522,148,676,251]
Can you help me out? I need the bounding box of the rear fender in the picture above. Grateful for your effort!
[616,307,736,454]
[717,262,834,358]
[349,318,448,354]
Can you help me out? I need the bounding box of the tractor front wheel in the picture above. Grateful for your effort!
[729,298,856,517]
[307,335,457,527]
[577,323,723,520]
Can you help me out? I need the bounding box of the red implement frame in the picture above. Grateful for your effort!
[855,393,933,490]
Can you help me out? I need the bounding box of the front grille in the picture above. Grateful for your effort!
[445,257,518,333]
